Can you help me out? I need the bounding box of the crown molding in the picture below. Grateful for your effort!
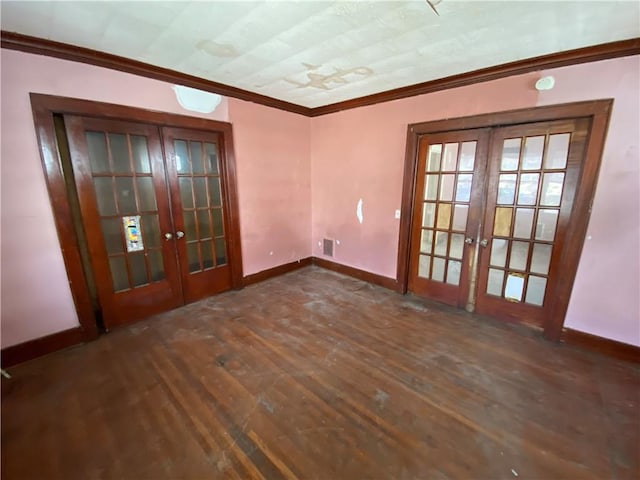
[2,31,639,118]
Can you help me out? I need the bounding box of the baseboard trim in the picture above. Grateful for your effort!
[1,327,86,368]
[561,328,640,363]
[312,257,399,291]
[243,257,313,286]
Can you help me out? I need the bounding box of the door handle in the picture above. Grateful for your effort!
[480,238,489,247]
[464,237,474,245]
[175,230,185,239]
[164,232,173,241]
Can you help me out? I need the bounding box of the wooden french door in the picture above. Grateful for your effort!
[64,116,234,328]
[409,117,592,328]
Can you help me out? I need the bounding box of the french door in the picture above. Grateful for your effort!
[64,116,235,328]
[409,117,592,328]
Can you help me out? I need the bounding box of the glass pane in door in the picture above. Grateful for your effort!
[175,140,227,273]
[85,131,165,292]
[417,141,477,286]
[484,132,570,306]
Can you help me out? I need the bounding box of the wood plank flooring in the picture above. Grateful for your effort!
[2,266,639,479]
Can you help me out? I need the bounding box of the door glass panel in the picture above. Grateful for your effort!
[455,174,472,202]
[490,239,508,267]
[493,207,512,236]
[436,204,451,229]
[517,173,539,205]
[115,177,137,214]
[535,209,559,241]
[513,208,535,238]
[458,142,476,171]
[432,257,445,282]
[522,136,544,170]
[501,138,521,171]
[205,143,219,174]
[208,177,222,206]
[86,131,109,172]
[509,241,529,271]
[487,269,504,296]
[197,209,212,239]
[426,144,442,172]
[129,253,148,287]
[497,174,517,204]
[446,260,461,285]
[451,205,468,231]
[525,276,547,306]
[504,273,525,302]
[109,133,131,173]
[183,211,197,240]
[541,173,564,206]
[137,177,157,211]
[424,174,439,200]
[193,177,208,208]
[422,203,436,228]
[190,141,204,174]
[434,231,448,256]
[212,209,224,237]
[131,135,151,173]
[93,178,117,215]
[178,177,194,208]
[109,256,129,292]
[545,134,570,169]
[187,243,200,272]
[148,250,164,283]
[530,243,552,275]
[420,229,433,254]
[449,234,464,259]
[439,175,455,201]
[101,218,123,254]
[141,215,160,248]
[418,254,431,278]
[442,143,458,171]
[174,140,190,174]
[214,238,227,265]
[202,240,214,269]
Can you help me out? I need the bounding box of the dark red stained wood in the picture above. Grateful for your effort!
[4,31,638,117]
[161,126,243,303]
[397,100,613,340]
[0,327,86,367]
[312,257,399,291]
[243,257,313,286]
[562,328,640,364]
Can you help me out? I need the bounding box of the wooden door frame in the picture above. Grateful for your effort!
[30,93,244,339]
[397,99,613,340]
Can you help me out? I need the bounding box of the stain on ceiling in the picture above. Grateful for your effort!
[1,0,638,108]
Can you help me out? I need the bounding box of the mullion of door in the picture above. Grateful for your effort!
[475,118,591,328]
[64,115,183,328]
[408,128,490,308]
[161,126,236,304]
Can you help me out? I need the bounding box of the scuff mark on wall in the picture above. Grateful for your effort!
[356,198,364,224]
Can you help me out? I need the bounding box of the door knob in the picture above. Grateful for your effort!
[176,230,185,239]
[164,232,173,241]
[480,239,489,247]
[464,237,474,244]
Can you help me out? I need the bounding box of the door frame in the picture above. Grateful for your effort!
[30,93,244,339]
[397,99,613,340]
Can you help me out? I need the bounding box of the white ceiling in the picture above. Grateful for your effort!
[2,1,639,108]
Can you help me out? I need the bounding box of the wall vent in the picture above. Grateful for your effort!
[323,238,334,257]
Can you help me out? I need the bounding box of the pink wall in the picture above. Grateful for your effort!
[228,98,311,275]
[0,49,310,348]
[311,56,640,347]
[536,57,640,345]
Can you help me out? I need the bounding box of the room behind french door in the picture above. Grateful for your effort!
[408,116,592,329]
[63,115,237,329]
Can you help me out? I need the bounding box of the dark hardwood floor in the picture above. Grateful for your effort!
[2,267,639,479]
